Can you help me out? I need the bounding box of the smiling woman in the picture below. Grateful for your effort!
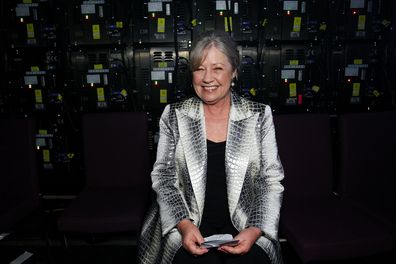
[138,30,284,264]
[193,45,235,143]
[190,31,238,143]
[192,45,235,106]
[189,31,240,74]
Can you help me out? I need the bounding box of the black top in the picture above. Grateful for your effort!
[201,140,231,230]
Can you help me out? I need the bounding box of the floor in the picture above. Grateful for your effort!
[0,207,395,264]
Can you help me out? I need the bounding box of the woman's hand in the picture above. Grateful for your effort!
[177,219,209,256]
[219,227,262,255]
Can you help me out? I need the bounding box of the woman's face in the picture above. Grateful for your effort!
[192,45,236,106]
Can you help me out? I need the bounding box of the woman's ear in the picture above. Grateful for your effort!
[232,70,237,80]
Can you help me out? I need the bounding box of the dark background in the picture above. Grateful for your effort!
[0,0,395,263]
[0,0,395,196]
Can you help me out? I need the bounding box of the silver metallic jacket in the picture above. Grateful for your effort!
[138,93,284,264]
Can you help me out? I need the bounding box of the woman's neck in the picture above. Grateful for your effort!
[203,95,231,142]
[203,95,231,119]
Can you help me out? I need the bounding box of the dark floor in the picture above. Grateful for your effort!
[1,206,395,264]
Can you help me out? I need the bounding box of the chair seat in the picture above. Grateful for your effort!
[0,196,39,233]
[280,196,394,263]
[58,187,149,233]
[345,198,396,237]
[57,112,150,238]
[338,111,396,245]
[0,118,38,233]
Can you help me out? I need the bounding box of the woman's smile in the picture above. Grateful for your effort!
[202,85,219,91]
[192,45,236,105]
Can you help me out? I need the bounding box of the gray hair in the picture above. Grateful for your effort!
[190,30,240,75]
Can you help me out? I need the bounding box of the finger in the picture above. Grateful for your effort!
[184,239,197,250]
[193,232,205,245]
[190,245,208,255]
[221,244,246,255]
[196,236,205,245]
[217,247,229,254]
[184,239,208,255]
[219,245,238,254]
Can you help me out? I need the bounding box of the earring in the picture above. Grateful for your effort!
[231,81,235,87]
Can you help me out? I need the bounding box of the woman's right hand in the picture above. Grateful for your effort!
[177,219,209,256]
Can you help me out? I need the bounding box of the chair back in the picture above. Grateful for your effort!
[274,114,334,200]
[338,111,396,204]
[82,112,150,189]
[0,117,38,232]
[0,117,38,200]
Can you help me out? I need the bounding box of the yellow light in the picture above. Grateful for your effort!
[20,18,24,23]
[219,11,223,16]
[90,83,94,87]
[152,12,155,18]
[37,146,40,150]
[85,15,89,20]
[28,84,32,89]
[287,10,291,15]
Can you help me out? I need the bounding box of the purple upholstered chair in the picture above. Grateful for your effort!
[57,112,151,242]
[0,117,39,233]
[338,111,396,240]
[274,114,393,263]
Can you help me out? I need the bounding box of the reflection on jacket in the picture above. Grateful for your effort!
[138,93,284,264]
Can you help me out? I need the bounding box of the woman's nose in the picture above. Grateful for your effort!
[202,69,213,83]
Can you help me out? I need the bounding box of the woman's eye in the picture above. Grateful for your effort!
[214,67,223,71]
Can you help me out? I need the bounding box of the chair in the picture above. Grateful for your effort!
[274,113,393,263]
[57,112,151,242]
[0,117,39,233]
[338,111,396,237]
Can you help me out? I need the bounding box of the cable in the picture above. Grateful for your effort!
[225,0,232,35]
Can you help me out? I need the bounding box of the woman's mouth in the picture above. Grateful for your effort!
[203,86,218,91]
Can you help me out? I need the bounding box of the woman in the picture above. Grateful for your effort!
[138,30,284,264]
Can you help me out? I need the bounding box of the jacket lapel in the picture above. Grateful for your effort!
[175,94,259,220]
[226,94,259,216]
[176,98,207,219]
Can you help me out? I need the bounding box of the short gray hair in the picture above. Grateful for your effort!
[190,30,240,75]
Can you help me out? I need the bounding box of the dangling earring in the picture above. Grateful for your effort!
[231,76,237,90]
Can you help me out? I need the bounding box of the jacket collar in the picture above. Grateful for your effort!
[178,92,254,122]
[176,92,258,220]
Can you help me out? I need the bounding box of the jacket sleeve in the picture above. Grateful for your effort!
[151,105,190,236]
[246,105,284,241]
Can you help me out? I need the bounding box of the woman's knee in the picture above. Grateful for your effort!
[224,244,271,264]
[173,248,222,264]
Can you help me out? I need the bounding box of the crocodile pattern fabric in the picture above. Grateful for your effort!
[138,93,284,264]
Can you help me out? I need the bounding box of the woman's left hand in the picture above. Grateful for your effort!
[218,227,262,255]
